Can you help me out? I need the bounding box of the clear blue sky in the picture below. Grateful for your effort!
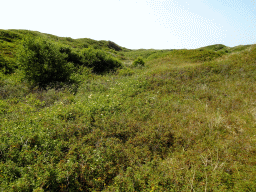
[1,0,256,49]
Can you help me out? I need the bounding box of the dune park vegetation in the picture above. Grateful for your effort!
[0,29,256,191]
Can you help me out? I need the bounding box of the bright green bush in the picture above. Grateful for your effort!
[16,37,74,88]
[132,57,145,67]
[79,48,122,73]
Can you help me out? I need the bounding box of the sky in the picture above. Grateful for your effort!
[1,0,256,49]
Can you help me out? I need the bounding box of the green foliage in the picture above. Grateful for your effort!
[132,57,145,67]
[79,48,122,73]
[123,49,171,60]
[145,50,174,61]
[0,29,127,72]
[16,37,74,88]
[108,41,122,51]
[188,49,224,62]
[0,31,19,74]
[229,45,251,52]
[59,45,82,65]
[0,54,15,74]
[117,67,135,76]
[0,30,21,42]
[1,29,256,191]
[200,44,227,51]
[0,70,29,99]
[65,37,74,42]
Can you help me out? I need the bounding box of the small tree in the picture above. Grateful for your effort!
[17,37,73,88]
[132,57,145,67]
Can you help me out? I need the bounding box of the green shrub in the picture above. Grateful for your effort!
[117,67,135,76]
[108,41,122,51]
[65,37,73,42]
[132,57,145,67]
[59,45,82,65]
[79,48,122,73]
[0,55,14,74]
[0,30,21,42]
[0,55,6,68]
[16,37,74,88]
[83,43,89,48]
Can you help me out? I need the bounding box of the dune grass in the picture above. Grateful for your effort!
[0,29,256,191]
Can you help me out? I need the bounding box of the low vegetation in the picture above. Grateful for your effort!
[0,29,256,191]
[132,57,145,67]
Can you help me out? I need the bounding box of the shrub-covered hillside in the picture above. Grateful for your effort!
[0,29,128,74]
[0,29,256,191]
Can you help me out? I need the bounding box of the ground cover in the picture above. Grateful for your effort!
[0,29,256,191]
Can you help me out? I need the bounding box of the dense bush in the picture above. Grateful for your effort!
[79,48,122,73]
[16,37,74,88]
[59,45,82,65]
[132,57,145,67]
[108,41,122,51]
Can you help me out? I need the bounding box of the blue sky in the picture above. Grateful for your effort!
[1,0,256,49]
